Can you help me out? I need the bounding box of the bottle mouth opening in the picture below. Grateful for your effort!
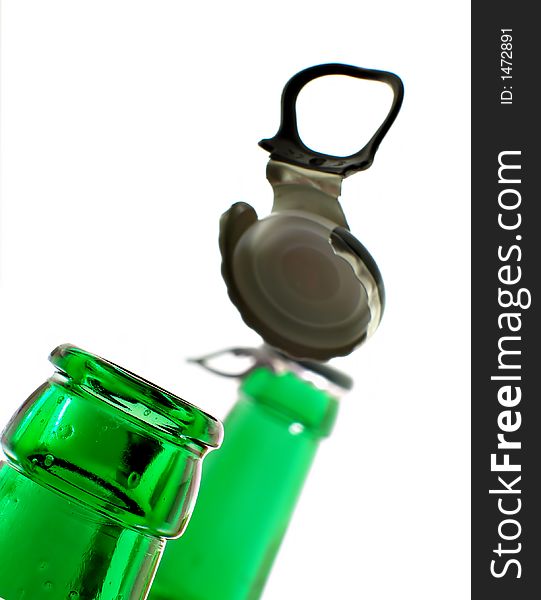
[49,344,223,449]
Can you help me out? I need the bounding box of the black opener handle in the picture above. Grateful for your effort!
[259,63,404,177]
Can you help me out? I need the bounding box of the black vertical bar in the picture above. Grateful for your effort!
[472,3,539,598]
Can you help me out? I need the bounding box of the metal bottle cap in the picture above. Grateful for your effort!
[219,63,403,360]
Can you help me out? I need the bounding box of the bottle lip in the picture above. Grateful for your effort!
[265,348,353,399]
[49,344,223,449]
[191,345,353,399]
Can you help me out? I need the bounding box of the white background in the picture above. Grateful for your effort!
[0,1,470,598]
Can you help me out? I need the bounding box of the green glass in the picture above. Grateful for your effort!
[149,364,340,600]
[0,344,222,600]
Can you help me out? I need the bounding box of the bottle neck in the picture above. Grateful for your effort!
[240,366,339,438]
[0,463,163,600]
[1,373,207,538]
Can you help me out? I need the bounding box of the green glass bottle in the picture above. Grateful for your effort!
[0,344,222,600]
[149,348,350,600]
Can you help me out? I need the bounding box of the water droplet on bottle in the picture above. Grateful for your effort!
[127,472,141,489]
[143,409,151,417]
[43,581,53,591]
[38,560,48,570]
[69,591,80,598]
[59,424,74,440]
[44,454,55,468]
[57,395,65,404]
[289,422,304,435]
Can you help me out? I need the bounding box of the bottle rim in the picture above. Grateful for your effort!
[49,344,223,449]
